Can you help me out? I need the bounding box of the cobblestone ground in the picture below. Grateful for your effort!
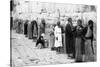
[11,30,75,67]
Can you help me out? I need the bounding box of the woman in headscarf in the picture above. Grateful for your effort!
[54,21,63,53]
[31,20,38,39]
[84,20,94,61]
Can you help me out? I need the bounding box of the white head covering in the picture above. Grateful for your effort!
[41,33,45,37]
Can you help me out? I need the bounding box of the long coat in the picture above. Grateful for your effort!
[65,24,74,54]
[24,21,28,35]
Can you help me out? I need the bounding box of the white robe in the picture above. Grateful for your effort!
[54,26,62,47]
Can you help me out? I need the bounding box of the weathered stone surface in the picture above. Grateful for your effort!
[11,30,75,67]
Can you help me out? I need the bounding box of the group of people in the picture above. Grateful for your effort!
[11,17,94,62]
[51,18,94,62]
[24,20,38,39]
[12,18,46,39]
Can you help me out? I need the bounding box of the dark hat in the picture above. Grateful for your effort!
[68,18,72,22]
[88,20,93,25]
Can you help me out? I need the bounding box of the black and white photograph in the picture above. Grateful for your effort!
[10,0,97,67]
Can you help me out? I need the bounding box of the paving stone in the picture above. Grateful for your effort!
[11,30,75,67]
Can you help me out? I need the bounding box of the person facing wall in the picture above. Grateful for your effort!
[24,20,28,36]
[39,19,46,36]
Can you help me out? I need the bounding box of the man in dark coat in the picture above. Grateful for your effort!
[65,18,75,58]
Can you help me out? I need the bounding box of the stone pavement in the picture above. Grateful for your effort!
[11,30,75,67]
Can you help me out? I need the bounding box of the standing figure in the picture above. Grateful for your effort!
[28,21,32,39]
[65,18,74,58]
[74,19,85,62]
[84,20,94,61]
[31,20,38,39]
[24,20,28,36]
[50,25,55,50]
[16,19,22,34]
[54,21,63,53]
[39,19,46,36]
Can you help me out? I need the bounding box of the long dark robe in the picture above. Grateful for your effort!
[31,20,38,39]
[24,21,28,35]
[65,24,74,54]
